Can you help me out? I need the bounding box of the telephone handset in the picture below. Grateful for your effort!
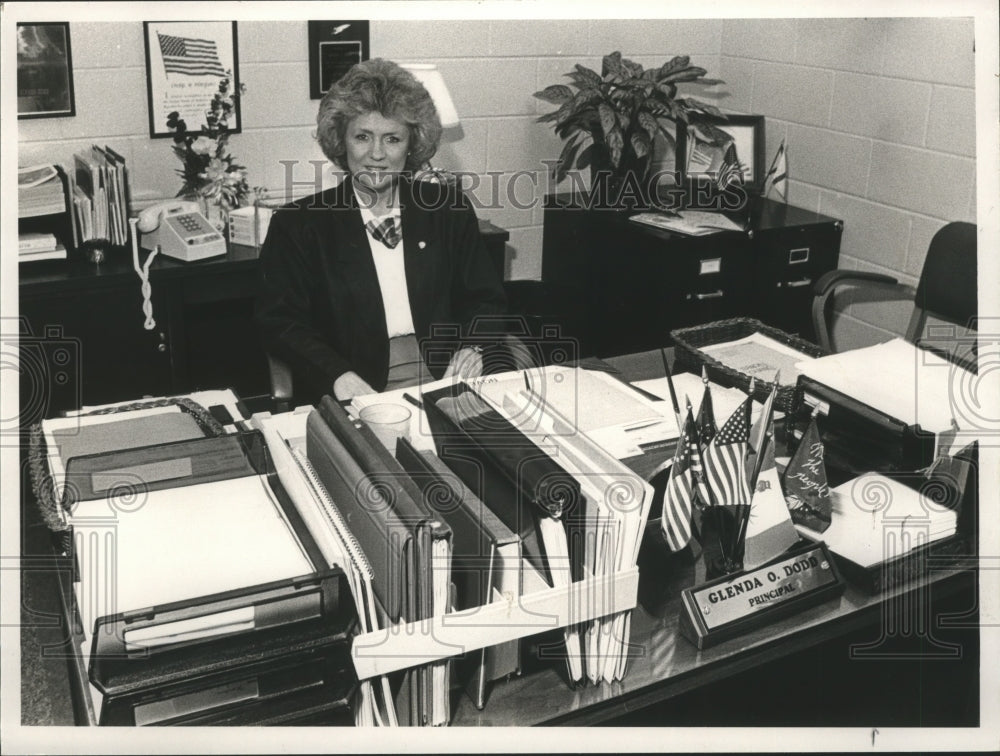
[137,201,227,262]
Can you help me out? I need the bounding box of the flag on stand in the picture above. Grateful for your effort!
[157,32,227,77]
[697,367,717,451]
[742,436,800,569]
[702,395,753,508]
[782,415,832,532]
[661,407,701,551]
[716,142,744,191]
[747,373,779,481]
[762,139,788,202]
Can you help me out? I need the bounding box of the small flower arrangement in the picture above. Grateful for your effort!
[167,73,250,212]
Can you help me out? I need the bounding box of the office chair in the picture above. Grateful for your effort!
[811,221,977,363]
[266,352,295,413]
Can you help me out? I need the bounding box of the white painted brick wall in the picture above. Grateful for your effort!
[18,18,976,334]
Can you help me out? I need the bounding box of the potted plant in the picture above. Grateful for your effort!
[167,73,251,230]
[534,51,728,207]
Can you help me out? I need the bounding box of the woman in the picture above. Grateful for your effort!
[255,58,508,403]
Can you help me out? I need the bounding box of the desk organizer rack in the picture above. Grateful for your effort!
[255,407,642,691]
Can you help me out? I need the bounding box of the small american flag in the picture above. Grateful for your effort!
[662,407,699,551]
[157,32,226,77]
[716,142,743,191]
[702,395,753,507]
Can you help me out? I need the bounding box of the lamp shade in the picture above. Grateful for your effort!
[401,63,460,129]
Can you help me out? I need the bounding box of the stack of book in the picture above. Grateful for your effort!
[18,231,66,262]
[18,164,67,217]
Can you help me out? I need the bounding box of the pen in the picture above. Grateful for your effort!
[402,392,423,410]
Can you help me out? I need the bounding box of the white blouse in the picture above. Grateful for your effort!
[357,197,415,338]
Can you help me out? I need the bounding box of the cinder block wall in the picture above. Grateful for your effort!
[718,17,976,348]
[18,18,976,349]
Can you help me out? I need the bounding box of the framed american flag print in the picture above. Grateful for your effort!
[143,21,240,139]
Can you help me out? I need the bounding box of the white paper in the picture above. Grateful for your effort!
[797,338,977,436]
[700,331,814,385]
[797,473,957,568]
[69,475,313,635]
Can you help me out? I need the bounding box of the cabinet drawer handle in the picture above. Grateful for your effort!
[783,277,812,288]
[688,289,724,301]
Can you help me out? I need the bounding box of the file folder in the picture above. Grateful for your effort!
[395,438,521,709]
[422,382,581,582]
[307,397,453,726]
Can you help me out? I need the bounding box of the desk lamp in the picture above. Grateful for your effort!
[400,63,463,182]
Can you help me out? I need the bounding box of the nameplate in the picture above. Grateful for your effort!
[679,542,845,650]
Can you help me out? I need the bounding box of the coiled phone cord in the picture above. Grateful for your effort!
[129,217,159,330]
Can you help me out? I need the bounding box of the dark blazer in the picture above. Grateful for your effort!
[255,176,507,400]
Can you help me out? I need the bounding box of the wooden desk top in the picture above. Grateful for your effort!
[19,220,509,296]
[43,351,977,727]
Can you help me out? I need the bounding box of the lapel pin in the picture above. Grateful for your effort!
[418,241,426,250]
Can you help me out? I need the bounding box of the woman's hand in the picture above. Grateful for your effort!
[443,347,484,381]
[333,371,375,401]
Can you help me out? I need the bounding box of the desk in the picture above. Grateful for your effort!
[30,349,978,728]
[17,220,509,423]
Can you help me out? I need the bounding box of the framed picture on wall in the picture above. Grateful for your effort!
[308,21,369,99]
[17,22,76,119]
[676,114,766,196]
[143,20,240,139]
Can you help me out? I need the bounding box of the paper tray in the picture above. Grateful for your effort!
[97,627,355,726]
[89,565,350,692]
[671,317,826,412]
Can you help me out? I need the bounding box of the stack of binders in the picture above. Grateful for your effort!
[421,375,654,687]
[304,398,454,726]
[37,405,358,726]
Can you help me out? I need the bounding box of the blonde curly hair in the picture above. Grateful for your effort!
[316,58,443,172]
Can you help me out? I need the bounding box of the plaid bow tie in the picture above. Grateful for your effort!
[366,216,402,249]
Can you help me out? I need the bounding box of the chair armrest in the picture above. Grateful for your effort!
[266,352,294,408]
[813,269,899,296]
[811,270,914,353]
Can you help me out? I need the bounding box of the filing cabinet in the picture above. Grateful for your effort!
[750,200,843,341]
[541,194,841,356]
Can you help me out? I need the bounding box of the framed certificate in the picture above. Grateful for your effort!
[676,114,766,195]
[308,20,369,99]
[143,20,240,138]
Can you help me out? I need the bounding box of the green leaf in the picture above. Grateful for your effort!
[601,51,623,77]
[621,56,644,77]
[630,131,651,159]
[606,127,624,153]
[533,84,575,104]
[638,111,659,139]
[657,55,690,80]
[573,63,602,86]
[687,101,725,118]
[660,67,708,85]
[655,82,679,101]
[577,142,595,170]
[598,103,617,138]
